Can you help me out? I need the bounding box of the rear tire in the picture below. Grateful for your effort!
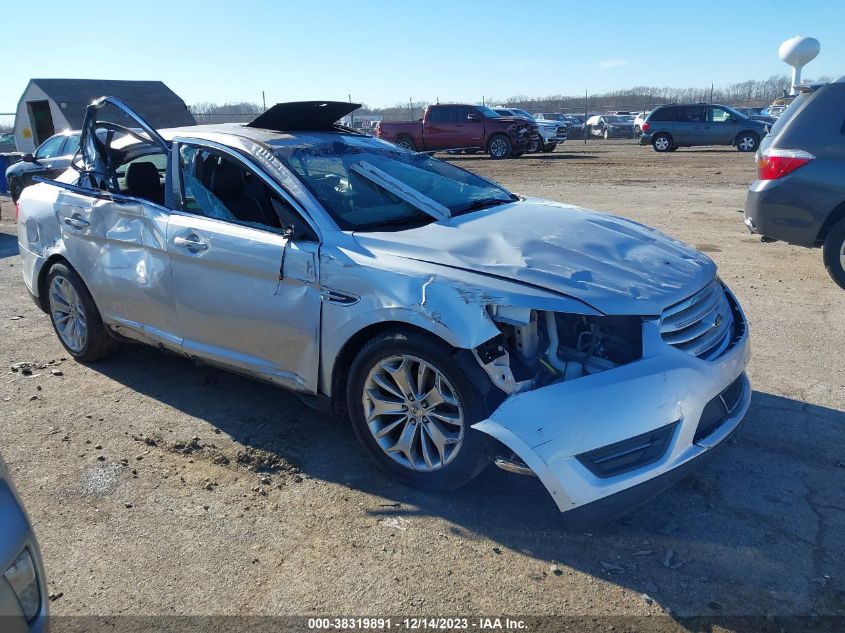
[395,136,416,151]
[46,263,119,362]
[822,218,845,290]
[652,134,673,152]
[736,132,759,152]
[542,143,556,153]
[487,134,512,160]
[346,329,498,491]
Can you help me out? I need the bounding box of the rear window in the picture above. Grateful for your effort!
[767,92,809,138]
[649,107,674,122]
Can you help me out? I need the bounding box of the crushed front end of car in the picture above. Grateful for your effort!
[471,280,750,522]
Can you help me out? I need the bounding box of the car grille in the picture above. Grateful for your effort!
[660,280,734,360]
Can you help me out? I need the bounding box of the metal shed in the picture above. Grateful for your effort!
[13,78,196,153]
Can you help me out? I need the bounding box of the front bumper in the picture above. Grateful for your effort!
[473,300,751,519]
[0,481,49,633]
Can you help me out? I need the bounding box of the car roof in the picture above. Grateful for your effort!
[113,122,383,152]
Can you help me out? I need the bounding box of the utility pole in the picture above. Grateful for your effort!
[710,83,714,102]
[262,91,266,111]
[584,90,588,145]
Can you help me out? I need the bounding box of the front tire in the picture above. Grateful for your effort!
[346,329,497,491]
[823,218,845,290]
[542,143,556,153]
[603,129,610,140]
[46,263,119,362]
[736,132,759,152]
[487,134,512,160]
[652,133,673,152]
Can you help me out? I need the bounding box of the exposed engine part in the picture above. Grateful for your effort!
[479,307,644,395]
[494,454,537,477]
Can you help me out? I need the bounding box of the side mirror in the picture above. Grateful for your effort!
[23,153,35,163]
[467,113,480,122]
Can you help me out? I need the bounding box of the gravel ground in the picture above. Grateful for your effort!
[0,140,843,627]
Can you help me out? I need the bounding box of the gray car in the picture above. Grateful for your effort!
[745,76,845,288]
[640,104,769,152]
[0,451,49,632]
[16,96,751,521]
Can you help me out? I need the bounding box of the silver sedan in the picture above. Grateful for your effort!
[16,98,751,521]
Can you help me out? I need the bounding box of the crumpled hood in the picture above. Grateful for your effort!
[353,200,716,315]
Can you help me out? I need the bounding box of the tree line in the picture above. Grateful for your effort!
[183,74,835,124]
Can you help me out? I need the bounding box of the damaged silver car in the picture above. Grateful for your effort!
[16,97,751,521]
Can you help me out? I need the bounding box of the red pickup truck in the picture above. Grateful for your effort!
[375,104,539,159]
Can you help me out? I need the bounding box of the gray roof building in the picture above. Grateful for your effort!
[14,78,196,152]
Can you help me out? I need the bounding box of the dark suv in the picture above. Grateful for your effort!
[640,104,769,153]
[744,77,845,288]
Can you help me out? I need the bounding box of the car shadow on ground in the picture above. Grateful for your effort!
[0,231,17,259]
[88,344,845,619]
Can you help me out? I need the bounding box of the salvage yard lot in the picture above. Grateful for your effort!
[0,141,843,622]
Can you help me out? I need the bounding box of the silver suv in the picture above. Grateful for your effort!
[640,104,769,153]
[0,451,49,632]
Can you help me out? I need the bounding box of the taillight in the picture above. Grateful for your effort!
[757,148,815,180]
[641,122,649,132]
[15,201,20,222]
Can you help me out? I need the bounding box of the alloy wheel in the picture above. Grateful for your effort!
[49,275,88,353]
[362,355,465,472]
[738,135,756,151]
[489,137,509,158]
[654,136,670,151]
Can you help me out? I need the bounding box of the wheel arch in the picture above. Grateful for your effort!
[328,320,472,416]
[36,253,73,313]
[816,200,845,243]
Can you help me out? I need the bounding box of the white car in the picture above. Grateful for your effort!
[495,107,567,152]
[634,111,650,135]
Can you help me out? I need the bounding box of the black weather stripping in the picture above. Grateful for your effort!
[247,101,361,132]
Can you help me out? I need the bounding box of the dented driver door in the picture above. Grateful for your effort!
[166,139,322,393]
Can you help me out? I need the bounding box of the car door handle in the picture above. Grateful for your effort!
[63,215,89,229]
[173,234,209,252]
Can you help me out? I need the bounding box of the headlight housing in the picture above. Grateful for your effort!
[3,549,40,621]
